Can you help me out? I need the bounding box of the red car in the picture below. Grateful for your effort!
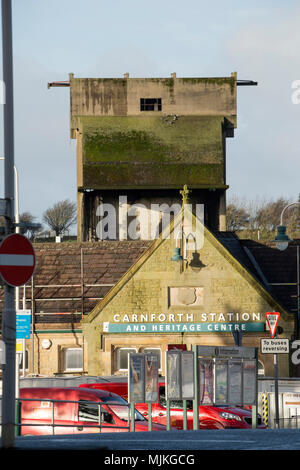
[79,381,266,430]
[19,387,166,435]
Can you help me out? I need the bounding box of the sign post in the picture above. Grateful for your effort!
[1,0,16,448]
[0,232,35,447]
[265,312,281,428]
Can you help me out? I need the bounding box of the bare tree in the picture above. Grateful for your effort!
[19,212,42,239]
[226,194,300,241]
[226,202,250,231]
[43,200,76,237]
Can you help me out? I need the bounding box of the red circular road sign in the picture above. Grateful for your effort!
[0,233,36,287]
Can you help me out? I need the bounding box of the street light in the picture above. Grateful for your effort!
[271,202,300,428]
[272,202,300,250]
[272,202,300,335]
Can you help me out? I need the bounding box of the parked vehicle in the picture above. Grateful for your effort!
[19,387,166,435]
[79,381,266,430]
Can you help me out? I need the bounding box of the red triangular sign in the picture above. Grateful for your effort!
[265,312,280,338]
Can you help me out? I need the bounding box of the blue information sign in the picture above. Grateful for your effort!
[105,322,265,334]
[16,310,31,339]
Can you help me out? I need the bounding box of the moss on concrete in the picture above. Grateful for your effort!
[81,115,224,163]
[78,115,225,189]
[82,162,224,188]
[180,77,235,94]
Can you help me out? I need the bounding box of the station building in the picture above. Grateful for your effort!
[7,211,298,380]
[0,72,297,380]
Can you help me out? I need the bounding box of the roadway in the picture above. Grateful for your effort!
[5,428,300,451]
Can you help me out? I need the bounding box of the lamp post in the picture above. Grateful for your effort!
[271,202,300,428]
[272,202,300,337]
[1,0,16,448]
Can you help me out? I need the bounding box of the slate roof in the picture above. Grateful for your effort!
[0,241,152,325]
[214,232,299,315]
[241,239,299,314]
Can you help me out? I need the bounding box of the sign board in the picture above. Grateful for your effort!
[229,360,243,405]
[145,353,159,403]
[128,352,159,404]
[197,346,258,406]
[265,312,280,339]
[0,233,35,286]
[243,360,257,405]
[16,310,31,339]
[261,338,289,354]
[181,352,194,400]
[128,353,145,403]
[105,322,265,334]
[199,359,214,405]
[197,345,256,359]
[283,393,300,408]
[214,360,228,405]
[166,351,195,401]
[16,340,23,353]
[166,351,181,400]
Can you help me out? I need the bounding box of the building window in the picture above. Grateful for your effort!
[117,348,137,371]
[142,348,162,370]
[140,98,162,111]
[63,348,83,372]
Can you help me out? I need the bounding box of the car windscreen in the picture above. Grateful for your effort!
[79,395,145,422]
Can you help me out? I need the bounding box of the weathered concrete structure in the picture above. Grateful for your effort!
[65,72,238,240]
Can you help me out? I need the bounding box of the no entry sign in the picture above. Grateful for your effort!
[0,233,35,287]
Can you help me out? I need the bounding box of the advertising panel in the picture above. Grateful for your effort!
[228,360,242,405]
[243,359,257,405]
[181,352,194,400]
[166,351,181,400]
[128,353,145,403]
[214,360,228,405]
[199,359,214,405]
[145,353,159,403]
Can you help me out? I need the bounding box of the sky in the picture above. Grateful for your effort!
[0,0,299,233]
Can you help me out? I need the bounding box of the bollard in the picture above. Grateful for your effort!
[262,393,268,427]
[148,403,152,431]
[14,400,21,437]
[166,400,171,430]
[130,403,135,432]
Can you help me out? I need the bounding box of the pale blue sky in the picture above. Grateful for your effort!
[0,0,300,231]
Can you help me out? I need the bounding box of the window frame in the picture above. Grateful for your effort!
[117,347,137,371]
[63,347,83,372]
[140,98,162,112]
